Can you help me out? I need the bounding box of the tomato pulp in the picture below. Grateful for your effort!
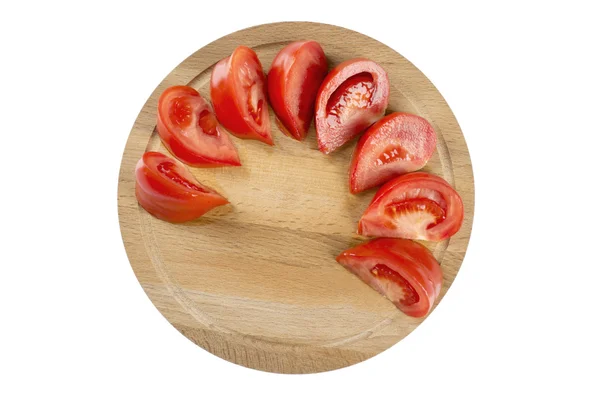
[358,172,464,241]
[315,58,389,154]
[210,46,273,145]
[337,238,443,317]
[157,86,240,167]
[349,112,437,193]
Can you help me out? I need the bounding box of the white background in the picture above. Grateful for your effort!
[1,1,599,399]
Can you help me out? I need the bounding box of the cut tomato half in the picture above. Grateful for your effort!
[358,172,464,241]
[336,238,443,317]
[135,152,228,223]
[267,40,328,141]
[210,46,273,145]
[315,58,390,154]
[349,112,437,193]
[156,86,241,167]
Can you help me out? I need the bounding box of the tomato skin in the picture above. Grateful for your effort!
[358,172,464,241]
[315,58,390,154]
[349,112,437,193]
[210,46,273,145]
[156,86,241,168]
[336,238,443,317]
[135,152,228,223]
[267,41,328,141]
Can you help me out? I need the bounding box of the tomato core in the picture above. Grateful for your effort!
[375,144,410,166]
[370,264,419,306]
[157,162,206,192]
[385,198,446,230]
[246,83,264,124]
[326,72,375,124]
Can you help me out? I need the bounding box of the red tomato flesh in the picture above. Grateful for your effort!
[210,46,273,145]
[135,152,228,223]
[358,172,464,241]
[315,58,390,154]
[370,264,420,307]
[156,86,240,168]
[326,72,375,122]
[267,41,328,140]
[336,238,443,317]
[349,112,437,193]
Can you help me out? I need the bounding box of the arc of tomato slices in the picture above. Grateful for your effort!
[358,172,464,241]
[135,152,229,223]
[337,238,443,318]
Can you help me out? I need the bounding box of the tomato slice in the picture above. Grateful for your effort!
[267,41,328,141]
[349,112,437,193]
[336,238,443,317]
[135,152,229,223]
[210,46,273,145]
[358,172,464,241]
[315,58,390,154]
[156,86,241,167]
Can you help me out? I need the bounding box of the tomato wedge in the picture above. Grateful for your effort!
[336,238,443,317]
[135,152,228,223]
[156,86,241,167]
[358,172,464,241]
[315,58,390,154]
[210,46,273,145]
[267,41,328,141]
[349,112,437,193]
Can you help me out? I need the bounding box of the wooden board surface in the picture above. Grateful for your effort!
[118,22,474,374]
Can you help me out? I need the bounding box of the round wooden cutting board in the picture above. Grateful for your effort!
[118,22,474,374]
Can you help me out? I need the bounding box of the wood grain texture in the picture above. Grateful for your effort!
[118,22,474,374]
